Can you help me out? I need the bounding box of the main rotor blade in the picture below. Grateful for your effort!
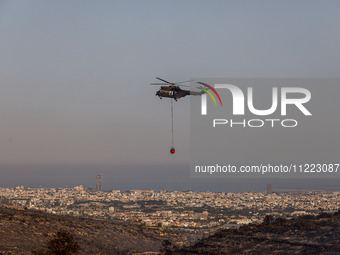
[173,79,193,85]
[156,77,172,84]
[150,83,168,85]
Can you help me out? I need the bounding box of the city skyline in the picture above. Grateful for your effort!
[2,185,339,231]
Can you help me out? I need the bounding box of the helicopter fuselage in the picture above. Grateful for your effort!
[156,86,203,100]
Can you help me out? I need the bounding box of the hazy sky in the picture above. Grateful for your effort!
[0,1,339,189]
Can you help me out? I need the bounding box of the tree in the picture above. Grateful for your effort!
[33,230,80,255]
[48,230,80,255]
[160,239,174,255]
[263,215,274,225]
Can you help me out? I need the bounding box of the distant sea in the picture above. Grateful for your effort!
[1,165,340,193]
[100,180,340,193]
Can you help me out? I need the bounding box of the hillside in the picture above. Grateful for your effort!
[0,205,180,255]
[177,212,340,254]
[2,204,340,255]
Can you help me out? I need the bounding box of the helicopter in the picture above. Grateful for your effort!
[150,77,204,101]
[151,77,208,155]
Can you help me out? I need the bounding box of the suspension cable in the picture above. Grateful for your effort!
[171,98,174,147]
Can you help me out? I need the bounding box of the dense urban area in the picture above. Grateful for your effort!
[1,183,339,235]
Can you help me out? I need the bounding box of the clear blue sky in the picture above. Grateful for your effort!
[0,1,339,189]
